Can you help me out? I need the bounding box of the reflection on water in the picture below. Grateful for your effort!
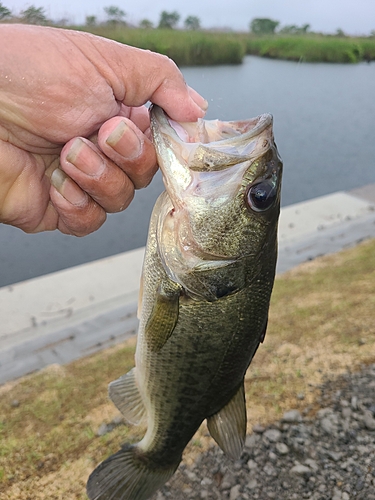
[1,57,375,286]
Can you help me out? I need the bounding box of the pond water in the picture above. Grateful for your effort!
[1,56,374,286]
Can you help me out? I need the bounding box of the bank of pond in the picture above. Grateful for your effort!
[84,27,375,66]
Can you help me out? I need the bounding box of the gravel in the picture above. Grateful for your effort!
[151,363,375,499]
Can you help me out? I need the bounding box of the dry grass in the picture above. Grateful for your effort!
[1,239,375,499]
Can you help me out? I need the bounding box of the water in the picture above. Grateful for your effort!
[1,56,375,287]
[185,57,375,204]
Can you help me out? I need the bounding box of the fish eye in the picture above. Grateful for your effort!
[246,180,277,212]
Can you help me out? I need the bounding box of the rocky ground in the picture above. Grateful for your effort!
[152,363,375,500]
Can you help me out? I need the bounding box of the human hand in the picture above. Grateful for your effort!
[0,24,207,235]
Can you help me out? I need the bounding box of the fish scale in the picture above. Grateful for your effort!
[87,105,282,500]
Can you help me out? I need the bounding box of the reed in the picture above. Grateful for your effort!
[244,35,375,63]
[84,26,245,66]
[74,27,375,65]
[359,38,375,62]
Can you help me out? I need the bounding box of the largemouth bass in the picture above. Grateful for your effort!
[87,105,283,500]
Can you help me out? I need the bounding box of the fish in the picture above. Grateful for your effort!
[86,104,283,500]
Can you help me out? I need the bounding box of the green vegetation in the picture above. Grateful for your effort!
[250,17,280,35]
[0,2,11,20]
[83,27,375,65]
[103,5,126,26]
[244,34,373,63]
[359,37,375,61]
[85,26,245,66]
[158,10,180,29]
[1,239,375,498]
[19,5,48,25]
[184,15,201,31]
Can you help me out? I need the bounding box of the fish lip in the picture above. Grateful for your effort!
[149,105,277,206]
[149,104,273,148]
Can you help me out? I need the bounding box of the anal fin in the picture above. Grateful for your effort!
[207,381,247,460]
[108,368,146,425]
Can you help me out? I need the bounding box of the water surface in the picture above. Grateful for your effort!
[1,57,374,286]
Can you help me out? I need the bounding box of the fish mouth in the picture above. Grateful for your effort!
[150,105,276,205]
[150,104,273,148]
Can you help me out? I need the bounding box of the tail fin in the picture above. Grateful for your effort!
[87,444,178,500]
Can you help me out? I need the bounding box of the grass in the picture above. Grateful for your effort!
[81,26,245,66]
[244,34,374,63]
[77,27,375,65]
[1,239,375,498]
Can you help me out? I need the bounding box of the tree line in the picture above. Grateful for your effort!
[0,4,374,37]
[249,18,375,38]
[0,3,201,30]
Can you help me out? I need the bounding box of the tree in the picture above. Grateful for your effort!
[184,15,200,31]
[86,15,97,27]
[104,5,126,25]
[335,28,346,37]
[279,23,310,35]
[0,2,11,20]
[55,17,70,26]
[158,10,180,29]
[250,18,279,35]
[139,19,153,29]
[20,6,48,25]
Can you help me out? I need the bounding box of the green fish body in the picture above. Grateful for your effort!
[87,105,283,500]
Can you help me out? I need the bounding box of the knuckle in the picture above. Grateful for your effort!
[60,202,106,236]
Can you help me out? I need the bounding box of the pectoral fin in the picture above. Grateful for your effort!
[145,282,181,351]
[207,382,247,460]
[108,368,146,425]
[137,272,144,320]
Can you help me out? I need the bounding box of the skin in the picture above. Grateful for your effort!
[0,24,207,236]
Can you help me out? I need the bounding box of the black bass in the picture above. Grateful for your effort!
[87,105,283,500]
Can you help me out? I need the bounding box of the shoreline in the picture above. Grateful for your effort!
[1,184,374,384]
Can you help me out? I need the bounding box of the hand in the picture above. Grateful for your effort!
[0,24,207,235]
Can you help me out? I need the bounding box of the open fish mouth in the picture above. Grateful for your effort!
[150,105,280,213]
[150,104,275,173]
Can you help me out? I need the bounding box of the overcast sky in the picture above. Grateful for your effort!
[5,0,375,35]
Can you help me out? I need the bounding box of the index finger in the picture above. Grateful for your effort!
[66,31,208,122]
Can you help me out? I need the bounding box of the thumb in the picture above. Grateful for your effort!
[66,30,208,122]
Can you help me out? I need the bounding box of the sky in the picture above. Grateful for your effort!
[4,0,375,36]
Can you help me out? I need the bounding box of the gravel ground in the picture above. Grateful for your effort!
[152,363,375,500]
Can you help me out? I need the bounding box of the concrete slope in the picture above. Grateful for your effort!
[1,185,374,384]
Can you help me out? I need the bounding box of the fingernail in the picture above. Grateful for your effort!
[66,138,105,176]
[188,87,209,112]
[106,121,142,159]
[50,168,87,206]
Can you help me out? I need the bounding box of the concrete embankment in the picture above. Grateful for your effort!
[1,185,374,385]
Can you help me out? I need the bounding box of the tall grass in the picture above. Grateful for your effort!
[75,27,375,65]
[84,27,245,66]
[244,35,375,63]
[359,38,375,61]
